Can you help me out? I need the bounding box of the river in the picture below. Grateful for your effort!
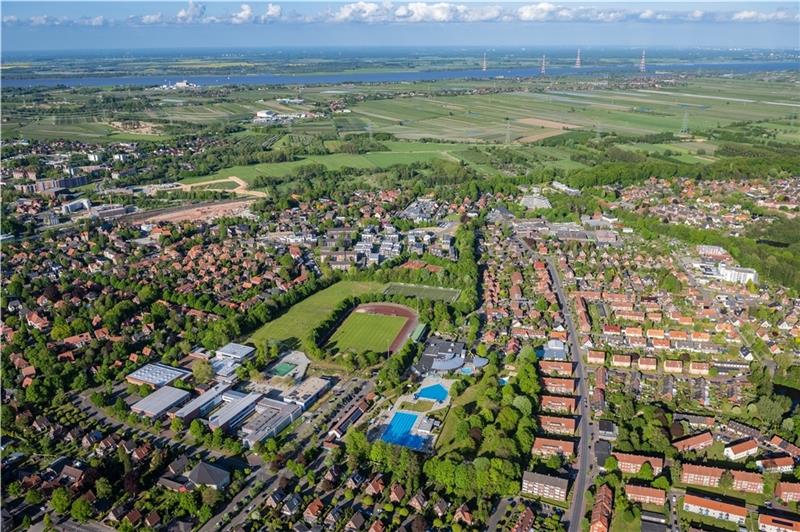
[3,61,798,88]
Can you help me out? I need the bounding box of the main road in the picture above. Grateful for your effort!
[546,257,593,532]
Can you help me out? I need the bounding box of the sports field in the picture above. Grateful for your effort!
[248,281,383,345]
[384,283,461,303]
[328,312,408,354]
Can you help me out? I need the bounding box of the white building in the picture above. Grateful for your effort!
[718,263,758,285]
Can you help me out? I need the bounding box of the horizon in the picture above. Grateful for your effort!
[2,1,799,51]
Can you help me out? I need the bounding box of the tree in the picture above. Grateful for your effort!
[652,476,670,491]
[70,497,92,523]
[95,477,112,499]
[638,461,654,481]
[171,417,184,433]
[604,455,618,472]
[193,360,214,384]
[51,487,72,515]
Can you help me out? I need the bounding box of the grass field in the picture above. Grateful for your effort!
[384,283,461,302]
[179,140,473,186]
[248,281,384,346]
[328,311,408,354]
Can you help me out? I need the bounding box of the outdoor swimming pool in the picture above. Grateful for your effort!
[416,383,449,402]
[381,412,428,450]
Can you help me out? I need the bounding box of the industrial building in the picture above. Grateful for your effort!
[216,343,256,361]
[126,363,191,388]
[131,386,190,419]
[208,392,262,432]
[173,382,232,422]
[282,377,331,409]
[241,398,302,448]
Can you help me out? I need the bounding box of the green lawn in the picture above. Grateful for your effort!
[436,381,483,451]
[384,283,461,302]
[328,312,407,354]
[248,281,384,346]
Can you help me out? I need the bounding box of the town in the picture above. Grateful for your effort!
[2,23,800,532]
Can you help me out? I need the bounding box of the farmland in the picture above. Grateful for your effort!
[248,281,384,346]
[327,312,408,354]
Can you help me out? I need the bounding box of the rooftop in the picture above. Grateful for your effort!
[126,363,191,387]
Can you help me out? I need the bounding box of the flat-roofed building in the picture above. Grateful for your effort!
[131,386,190,419]
[624,484,665,506]
[126,363,191,388]
[173,382,232,422]
[682,494,746,526]
[208,392,262,432]
[283,377,331,410]
[216,343,256,361]
[521,471,568,502]
[759,513,800,532]
[241,398,301,448]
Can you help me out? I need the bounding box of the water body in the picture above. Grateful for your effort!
[3,61,798,88]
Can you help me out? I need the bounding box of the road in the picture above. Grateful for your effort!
[546,256,593,532]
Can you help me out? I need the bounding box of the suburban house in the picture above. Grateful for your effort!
[681,464,724,487]
[673,431,714,453]
[612,452,664,475]
[724,438,759,461]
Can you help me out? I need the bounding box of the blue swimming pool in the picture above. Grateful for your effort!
[381,412,428,450]
[460,367,474,375]
[416,384,449,402]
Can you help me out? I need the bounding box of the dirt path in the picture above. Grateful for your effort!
[181,175,267,198]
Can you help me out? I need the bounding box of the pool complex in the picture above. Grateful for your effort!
[416,383,449,402]
[381,412,428,450]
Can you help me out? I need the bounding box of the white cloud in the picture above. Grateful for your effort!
[141,13,163,25]
[231,4,254,24]
[731,9,793,22]
[333,2,387,23]
[176,0,206,23]
[262,4,282,22]
[3,2,798,27]
[517,3,558,22]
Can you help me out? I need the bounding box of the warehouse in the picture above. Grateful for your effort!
[208,392,262,432]
[241,398,302,448]
[173,382,232,422]
[131,386,191,419]
[282,377,331,410]
[126,363,191,388]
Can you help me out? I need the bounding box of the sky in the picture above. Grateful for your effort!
[2,1,799,51]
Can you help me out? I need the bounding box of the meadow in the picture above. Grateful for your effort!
[384,283,461,302]
[179,140,473,186]
[248,281,384,346]
[327,312,408,354]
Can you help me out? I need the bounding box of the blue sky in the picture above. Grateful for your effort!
[2,2,799,50]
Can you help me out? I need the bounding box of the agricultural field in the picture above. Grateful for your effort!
[343,80,798,141]
[384,283,461,303]
[327,312,408,354]
[248,281,384,346]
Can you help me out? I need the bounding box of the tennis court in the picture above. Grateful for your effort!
[271,362,297,376]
